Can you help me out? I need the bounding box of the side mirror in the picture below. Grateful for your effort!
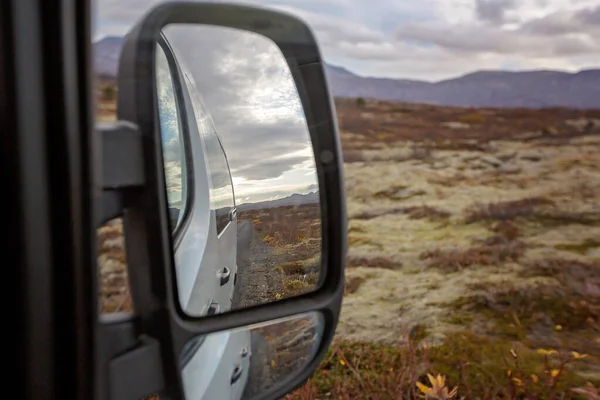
[97,2,346,400]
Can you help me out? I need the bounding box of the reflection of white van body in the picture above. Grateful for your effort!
[156,34,251,399]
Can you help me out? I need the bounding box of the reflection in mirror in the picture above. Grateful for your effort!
[180,312,324,400]
[155,24,322,318]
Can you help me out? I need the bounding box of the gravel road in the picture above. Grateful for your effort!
[232,220,282,309]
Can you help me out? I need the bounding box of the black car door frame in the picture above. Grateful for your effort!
[4,0,96,399]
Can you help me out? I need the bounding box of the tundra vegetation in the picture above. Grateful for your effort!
[96,84,600,398]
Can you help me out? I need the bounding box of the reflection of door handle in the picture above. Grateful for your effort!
[217,267,231,286]
[228,207,237,222]
[231,364,243,384]
[207,301,220,316]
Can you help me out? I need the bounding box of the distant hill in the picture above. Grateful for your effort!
[324,65,600,109]
[237,192,319,212]
[94,36,123,77]
[94,36,600,109]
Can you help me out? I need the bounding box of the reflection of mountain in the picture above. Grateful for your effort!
[94,36,600,108]
[237,191,319,211]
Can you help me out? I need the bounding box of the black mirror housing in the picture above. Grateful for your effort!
[99,2,347,399]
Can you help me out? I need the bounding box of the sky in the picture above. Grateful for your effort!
[154,22,319,204]
[93,0,600,203]
[95,0,600,81]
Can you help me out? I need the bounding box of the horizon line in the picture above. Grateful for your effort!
[94,35,599,84]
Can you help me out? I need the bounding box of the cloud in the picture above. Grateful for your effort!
[95,0,600,81]
[475,0,517,24]
[578,5,600,24]
[233,156,310,180]
[518,5,600,36]
[395,20,599,58]
[159,24,318,201]
[392,2,600,63]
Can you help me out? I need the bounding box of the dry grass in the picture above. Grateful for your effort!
[346,255,397,269]
[464,197,600,227]
[407,205,451,221]
[344,275,366,295]
[464,196,555,223]
[335,97,600,156]
[97,218,132,314]
[285,332,597,400]
[420,241,526,272]
[240,204,321,247]
[352,205,450,221]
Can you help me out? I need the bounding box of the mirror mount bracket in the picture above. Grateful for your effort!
[97,314,165,400]
[108,335,165,400]
[97,121,146,225]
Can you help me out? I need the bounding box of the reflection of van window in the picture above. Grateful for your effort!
[156,43,187,233]
[181,72,234,235]
[204,128,234,234]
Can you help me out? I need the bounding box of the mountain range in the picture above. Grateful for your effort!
[237,191,319,211]
[94,36,600,109]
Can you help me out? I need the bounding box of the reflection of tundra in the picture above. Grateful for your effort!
[156,34,256,399]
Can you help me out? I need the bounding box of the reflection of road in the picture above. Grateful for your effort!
[237,219,254,268]
[242,316,323,398]
[232,220,282,309]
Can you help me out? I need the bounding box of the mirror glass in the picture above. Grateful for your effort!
[180,311,325,400]
[155,24,322,318]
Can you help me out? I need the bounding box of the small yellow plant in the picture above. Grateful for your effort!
[536,348,558,356]
[263,235,276,246]
[416,374,458,399]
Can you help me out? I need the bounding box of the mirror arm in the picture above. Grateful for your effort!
[97,121,146,225]
[97,122,165,399]
[97,314,165,400]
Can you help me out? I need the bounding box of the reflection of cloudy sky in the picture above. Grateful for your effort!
[161,24,318,203]
[95,0,599,81]
[156,43,184,207]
